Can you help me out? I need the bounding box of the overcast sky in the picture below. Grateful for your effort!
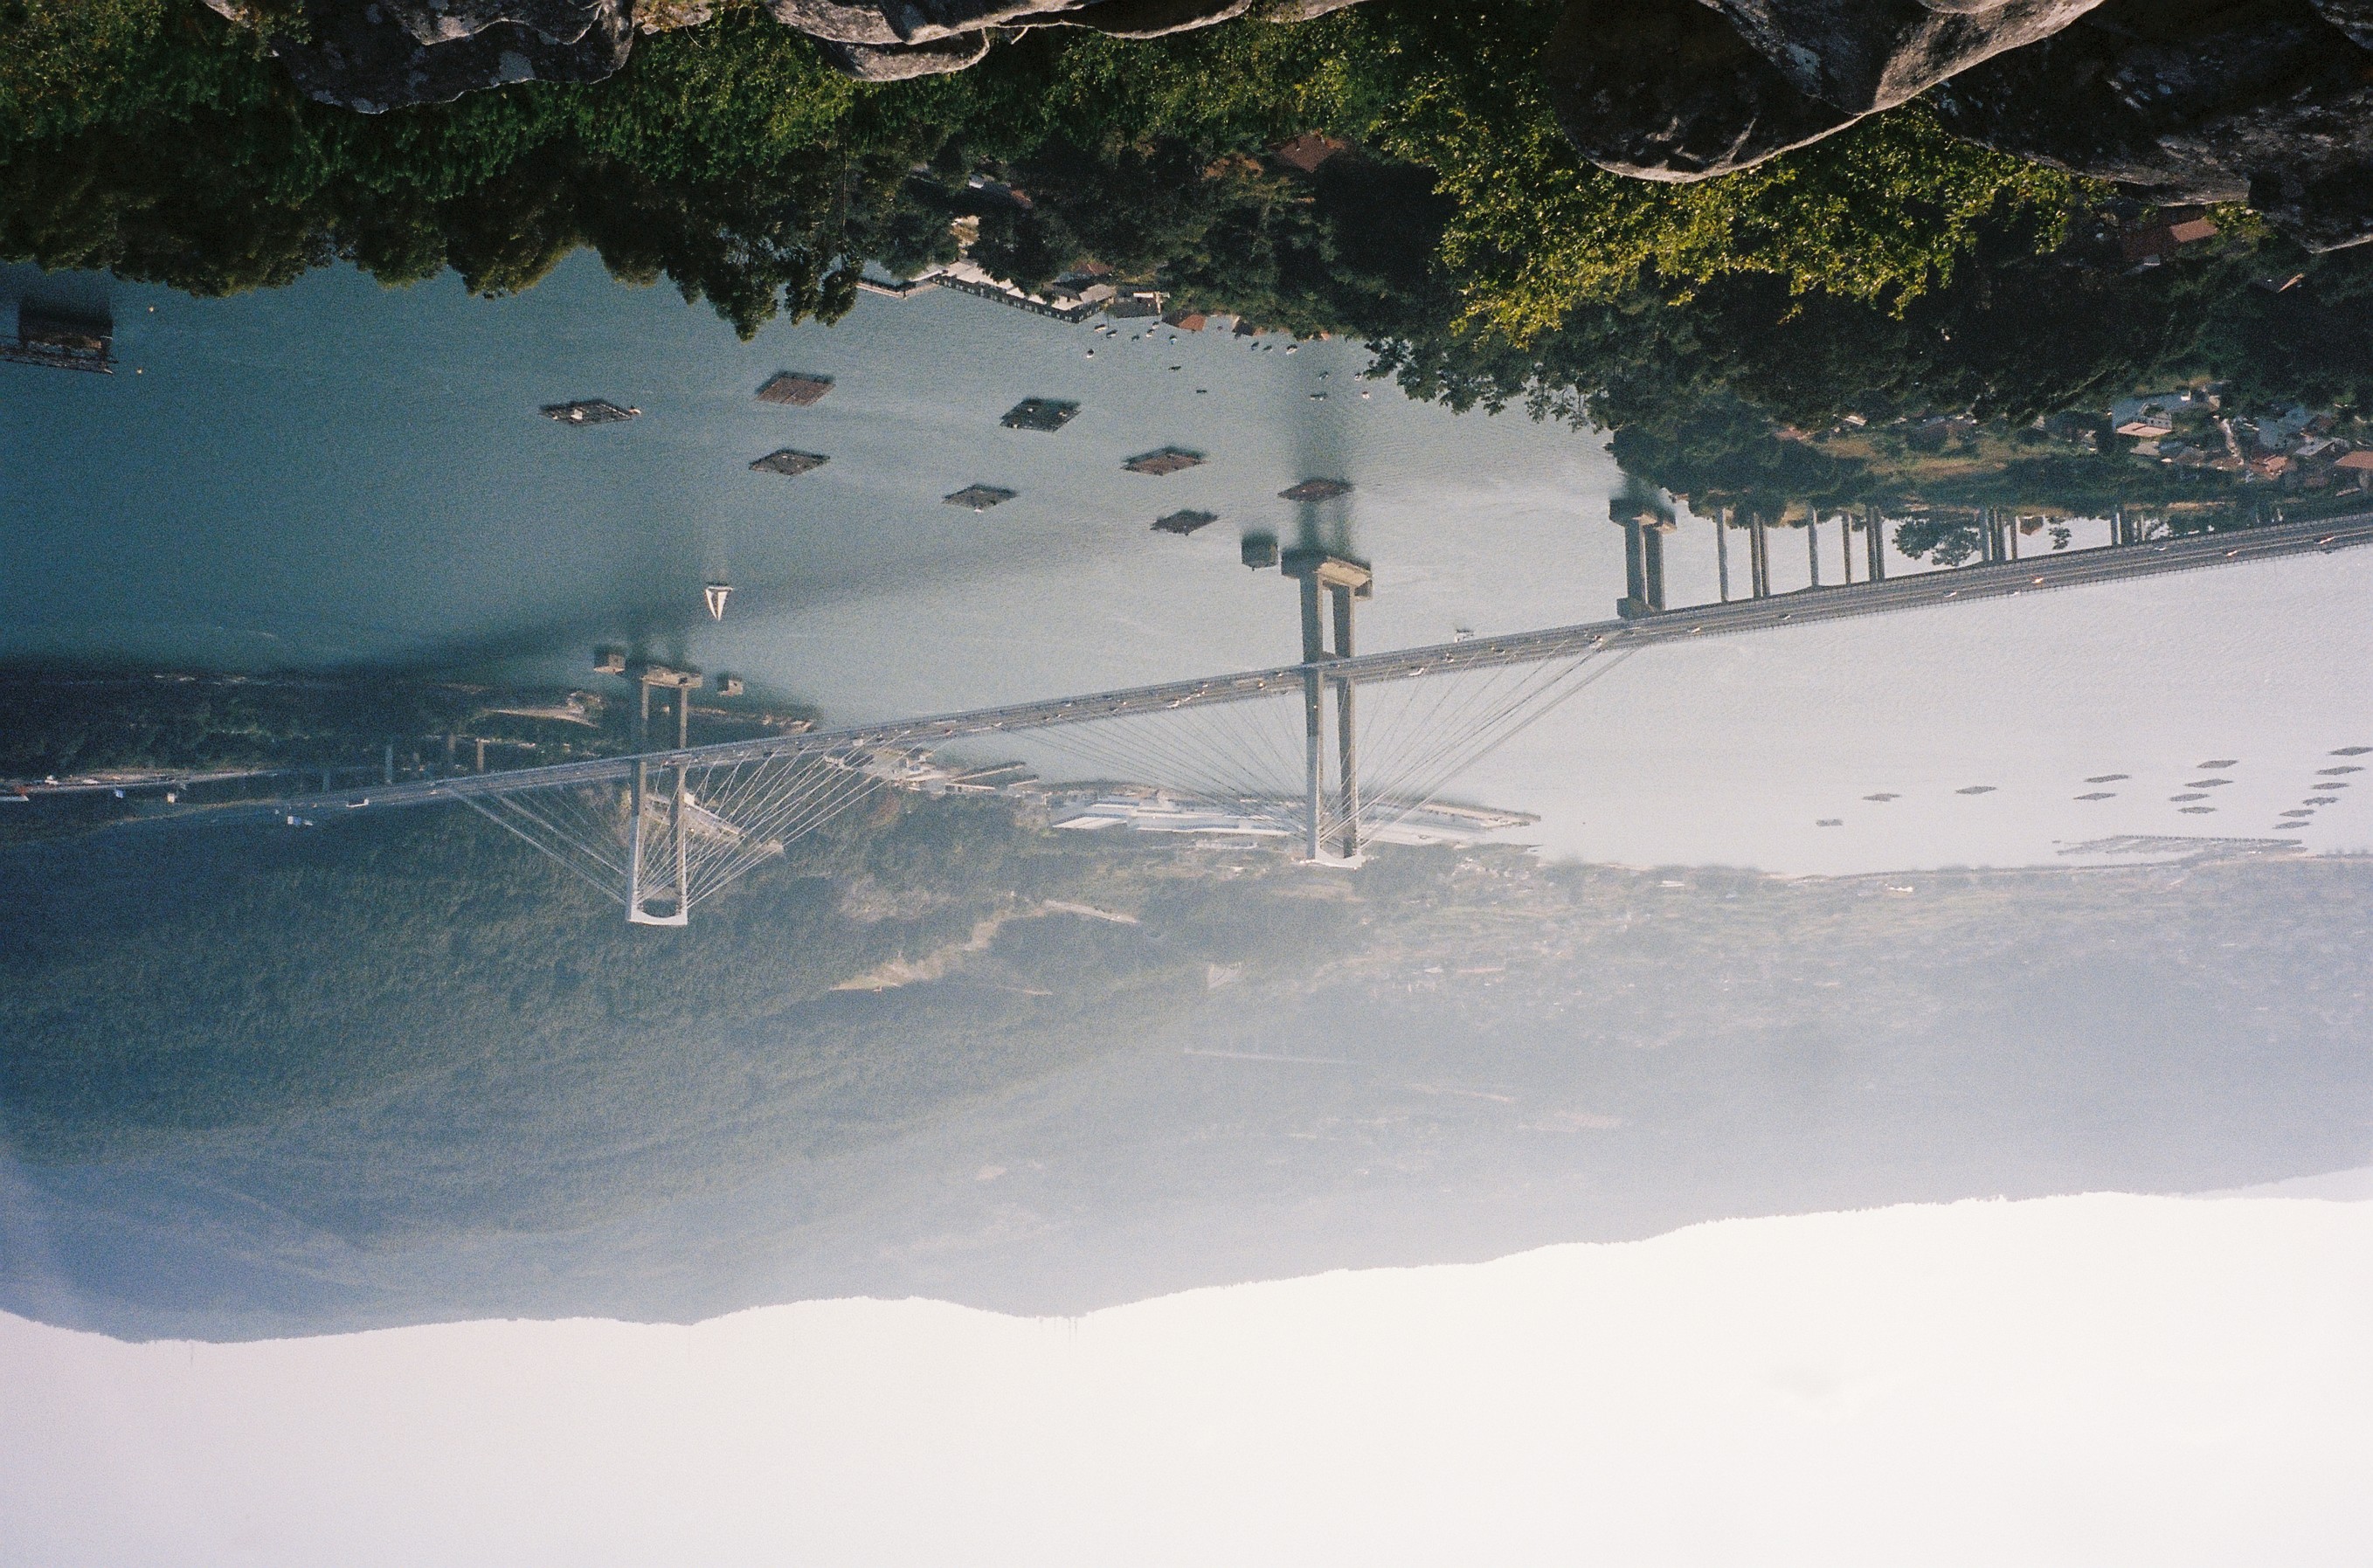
[6,1190,2370,1567]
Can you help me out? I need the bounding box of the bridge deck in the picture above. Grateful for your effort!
[291,512,2373,812]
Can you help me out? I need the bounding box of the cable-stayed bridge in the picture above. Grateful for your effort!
[281,512,2373,925]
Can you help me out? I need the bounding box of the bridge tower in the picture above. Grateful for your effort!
[1280,548,1373,864]
[629,665,702,925]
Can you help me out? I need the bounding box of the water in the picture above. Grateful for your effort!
[0,256,1622,695]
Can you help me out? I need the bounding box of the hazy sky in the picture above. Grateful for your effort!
[6,1191,2369,1566]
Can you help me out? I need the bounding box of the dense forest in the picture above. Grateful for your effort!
[10,0,2373,515]
[5,785,2368,1335]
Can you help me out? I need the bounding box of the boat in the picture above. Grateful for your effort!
[704,583,732,621]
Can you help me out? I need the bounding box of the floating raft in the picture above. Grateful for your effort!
[757,372,834,406]
[1001,397,1079,432]
[945,485,1017,511]
[1279,478,1352,502]
[1153,509,1218,536]
[542,398,640,425]
[750,448,829,478]
[1124,446,1205,476]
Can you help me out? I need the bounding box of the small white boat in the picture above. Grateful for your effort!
[704,583,732,621]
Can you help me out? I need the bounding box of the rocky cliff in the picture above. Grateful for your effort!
[204,0,1359,102]
[1549,0,2373,250]
[214,0,2373,250]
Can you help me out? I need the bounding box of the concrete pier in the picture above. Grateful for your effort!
[1614,502,1673,618]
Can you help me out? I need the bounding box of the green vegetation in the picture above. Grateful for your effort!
[5,785,2368,1333]
[9,0,2373,516]
[0,0,2084,337]
[0,794,1366,1192]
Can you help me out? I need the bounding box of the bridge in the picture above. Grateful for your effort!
[280,510,2373,924]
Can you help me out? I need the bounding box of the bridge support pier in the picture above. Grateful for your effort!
[1613,504,1672,618]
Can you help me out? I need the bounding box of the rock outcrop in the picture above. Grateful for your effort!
[216,0,1275,105]
[202,0,633,111]
[1543,0,2107,183]
[1545,0,1858,181]
[1931,0,2373,250]
[212,0,2373,250]
[1546,0,2373,251]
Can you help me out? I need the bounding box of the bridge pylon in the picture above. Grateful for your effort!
[629,666,702,926]
[1280,548,1372,865]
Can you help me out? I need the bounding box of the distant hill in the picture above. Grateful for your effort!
[3,797,2366,1341]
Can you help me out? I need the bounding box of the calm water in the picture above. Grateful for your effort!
[0,256,1622,701]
